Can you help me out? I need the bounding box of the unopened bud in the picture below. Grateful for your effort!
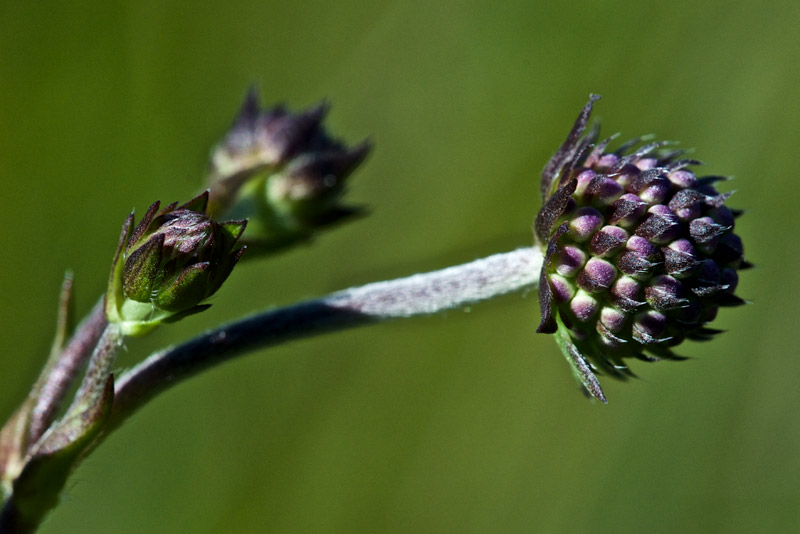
[207,87,371,255]
[534,95,748,401]
[106,191,246,336]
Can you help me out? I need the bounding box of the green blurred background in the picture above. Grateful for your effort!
[1,1,797,532]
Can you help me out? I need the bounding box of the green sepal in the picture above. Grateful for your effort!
[153,262,211,312]
[128,201,160,248]
[179,190,210,213]
[105,213,135,326]
[122,233,164,302]
[221,220,247,244]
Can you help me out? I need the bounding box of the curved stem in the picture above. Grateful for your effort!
[109,247,542,431]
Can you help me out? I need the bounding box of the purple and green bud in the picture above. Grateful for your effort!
[535,95,748,402]
[106,191,246,336]
[207,87,371,255]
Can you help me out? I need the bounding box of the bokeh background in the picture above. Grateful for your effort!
[1,1,798,532]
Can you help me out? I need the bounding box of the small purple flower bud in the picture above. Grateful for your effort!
[645,275,689,311]
[608,193,647,227]
[617,251,657,279]
[577,257,617,292]
[631,170,671,205]
[626,235,659,258]
[554,245,587,277]
[635,204,681,244]
[597,153,619,169]
[720,268,739,293]
[573,169,597,198]
[632,310,668,344]
[106,192,247,336]
[640,181,670,205]
[600,306,627,333]
[693,259,721,286]
[635,157,657,170]
[612,275,642,302]
[589,226,629,257]
[708,205,736,228]
[548,274,576,303]
[713,233,745,267]
[569,207,604,242]
[570,290,599,322]
[689,216,728,253]
[663,239,699,277]
[611,163,639,189]
[675,300,702,324]
[585,176,624,206]
[668,189,706,221]
[667,169,697,189]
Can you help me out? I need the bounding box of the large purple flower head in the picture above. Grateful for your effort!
[535,96,748,402]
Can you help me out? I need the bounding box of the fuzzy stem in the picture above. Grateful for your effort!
[109,247,542,430]
[67,323,121,414]
[28,299,107,444]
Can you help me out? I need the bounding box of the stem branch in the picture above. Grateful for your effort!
[110,247,542,430]
[29,300,107,444]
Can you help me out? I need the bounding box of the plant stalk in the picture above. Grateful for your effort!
[109,246,543,431]
[29,300,107,444]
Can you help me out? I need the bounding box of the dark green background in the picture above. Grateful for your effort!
[1,1,797,532]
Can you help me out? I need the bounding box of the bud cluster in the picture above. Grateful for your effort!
[106,191,246,336]
[207,88,370,254]
[535,96,748,387]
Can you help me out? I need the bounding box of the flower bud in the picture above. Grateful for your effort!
[534,96,748,402]
[207,87,371,256]
[106,191,246,336]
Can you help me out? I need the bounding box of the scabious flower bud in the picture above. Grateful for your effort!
[207,87,371,255]
[106,191,246,336]
[534,95,748,402]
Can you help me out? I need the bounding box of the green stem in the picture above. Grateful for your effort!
[3,246,542,533]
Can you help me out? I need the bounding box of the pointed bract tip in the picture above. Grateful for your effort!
[179,190,210,213]
[241,85,262,115]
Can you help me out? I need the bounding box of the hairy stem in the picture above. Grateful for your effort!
[109,247,543,431]
[29,300,107,444]
[0,323,119,534]
[67,323,121,415]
